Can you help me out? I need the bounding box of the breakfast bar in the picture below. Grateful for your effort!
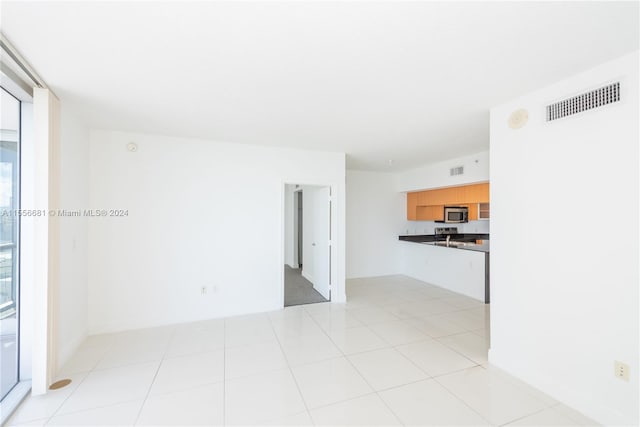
[399,230,490,303]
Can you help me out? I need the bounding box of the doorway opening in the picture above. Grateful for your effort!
[284,184,331,307]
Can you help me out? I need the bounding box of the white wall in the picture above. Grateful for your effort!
[346,170,404,278]
[301,186,316,282]
[394,150,491,236]
[31,88,60,394]
[56,104,90,371]
[400,241,486,301]
[401,219,490,236]
[284,184,295,268]
[489,51,639,426]
[394,150,489,192]
[16,97,89,387]
[88,130,345,333]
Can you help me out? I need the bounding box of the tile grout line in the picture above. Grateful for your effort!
[432,330,489,366]
[41,397,147,424]
[302,303,371,424]
[32,279,591,427]
[267,310,313,422]
[549,403,599,426]
[397,316,484,340]
[390,343,441,379]
[39,335,119,424]
[343,286,493,425]
[496,406,552,427]
[305,389,378,411]
[39,333,173,424]
[304,303,400,421]
[41,370,93,424]
[124,379,225,400]
[131,328,176,425]
[429,371,495,426]
[381,311,489,366]
[482,367,559,412]
[374,388,413,426]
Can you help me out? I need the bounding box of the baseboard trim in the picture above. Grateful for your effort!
[489,348,628,425]
[56,330,87,374]
[346,272,404,280]
[301,270,313,283]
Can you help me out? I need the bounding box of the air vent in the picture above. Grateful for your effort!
[546,82,620,122]
[450,166,464,176]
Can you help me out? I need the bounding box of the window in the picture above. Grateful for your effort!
[0,86,21,401]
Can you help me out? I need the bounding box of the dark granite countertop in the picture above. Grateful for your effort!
[399,234,490,253]
[399,233,489,242]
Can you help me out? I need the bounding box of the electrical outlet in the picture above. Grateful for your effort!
[614,361,630,381]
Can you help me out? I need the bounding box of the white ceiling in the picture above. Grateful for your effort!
[2,1,638,171]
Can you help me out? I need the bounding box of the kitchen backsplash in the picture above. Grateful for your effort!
[401,220,490,235]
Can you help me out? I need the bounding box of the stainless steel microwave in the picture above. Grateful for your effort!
[444,206,468,223]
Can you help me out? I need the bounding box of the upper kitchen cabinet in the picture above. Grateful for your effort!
[465,183,490,203]
[407,192,418,220]
[417,188,447,205]
[406,182,490,220]
[478,202,490,220]
[416,190,431,206]
[443,186,467,205]
[416,205,444,221]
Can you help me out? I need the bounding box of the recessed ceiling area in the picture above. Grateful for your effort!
[1,1,638,171]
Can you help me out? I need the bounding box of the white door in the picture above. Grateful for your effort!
[312,187,331,300]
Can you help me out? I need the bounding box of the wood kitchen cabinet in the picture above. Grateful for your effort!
[478,203,490,220]
[443,186,465,205]
[464,183,489,203]
[406,182,490,220]
[407,192,418,220]
[416,205,444,221]
[467,203,478,221]
[416,191,431,206]
[417,188,447,205]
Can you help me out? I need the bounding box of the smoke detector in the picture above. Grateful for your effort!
[508,109,529,129]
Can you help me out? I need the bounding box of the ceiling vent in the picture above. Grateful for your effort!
[450,166,464,176]
[546,82,620,122]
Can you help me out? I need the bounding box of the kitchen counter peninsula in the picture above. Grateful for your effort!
[399,233,490,303]
[399,234,489,253]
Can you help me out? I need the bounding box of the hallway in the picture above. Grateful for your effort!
[284,265,328,306]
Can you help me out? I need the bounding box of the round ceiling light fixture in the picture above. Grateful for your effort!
[126,142,138,152]
[508,108,529,129]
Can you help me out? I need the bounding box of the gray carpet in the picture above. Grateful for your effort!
[284,265,329,307]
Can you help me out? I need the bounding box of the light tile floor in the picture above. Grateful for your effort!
[7,275,598,426]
